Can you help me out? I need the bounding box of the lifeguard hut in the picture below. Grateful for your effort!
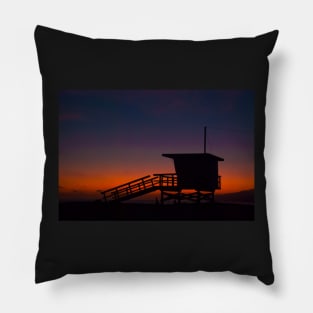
[158,127,224,204]
[160,152,223,203]
[100,127,224,204]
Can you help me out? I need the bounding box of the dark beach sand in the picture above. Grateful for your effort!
[59,201,254,221]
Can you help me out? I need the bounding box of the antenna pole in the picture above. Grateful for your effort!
[204,126,207,153]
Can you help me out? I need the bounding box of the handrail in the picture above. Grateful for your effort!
[100,175,151,194]
[217,175,221,189]
[153,173,177,177]
[110,177,159,195]
[100,173,221,202]
[100,173,178,202]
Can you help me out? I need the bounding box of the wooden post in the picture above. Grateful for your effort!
[160,189,164,205]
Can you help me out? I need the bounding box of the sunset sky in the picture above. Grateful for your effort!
[59,90,254,201]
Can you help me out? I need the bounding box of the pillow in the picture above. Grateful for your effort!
[34,25,278,285]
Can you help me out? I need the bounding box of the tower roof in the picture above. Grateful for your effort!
[162,153,224,161]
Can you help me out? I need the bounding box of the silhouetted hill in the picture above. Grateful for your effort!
[215,189,254,204]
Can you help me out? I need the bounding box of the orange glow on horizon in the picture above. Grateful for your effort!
[59,168,254,201]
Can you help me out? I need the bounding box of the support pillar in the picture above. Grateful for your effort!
[160,189,164,205]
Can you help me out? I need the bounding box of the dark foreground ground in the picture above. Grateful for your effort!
[59,201,254,221]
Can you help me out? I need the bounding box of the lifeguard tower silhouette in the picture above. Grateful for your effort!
[100,127,224,204]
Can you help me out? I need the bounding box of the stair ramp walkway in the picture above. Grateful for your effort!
[100,174,178,203]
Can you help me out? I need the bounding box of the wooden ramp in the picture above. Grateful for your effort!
[100,174,178,203]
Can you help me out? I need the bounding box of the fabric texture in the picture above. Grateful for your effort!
[34,25,278,284]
